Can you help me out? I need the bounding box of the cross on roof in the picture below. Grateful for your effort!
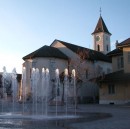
[100,7,102,16]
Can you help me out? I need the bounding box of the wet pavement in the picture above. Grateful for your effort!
[0,103,130,129]
[69,104,130,129]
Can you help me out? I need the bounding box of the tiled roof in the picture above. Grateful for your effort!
[107,48,123,57]
[23,45,68,60]
[92,16,111,35]
[117,38,130,47]
[99,70,130,82]
[107,38,130,57]
[55,39,111,63]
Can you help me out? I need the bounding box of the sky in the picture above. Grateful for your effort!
[0,0,130,74]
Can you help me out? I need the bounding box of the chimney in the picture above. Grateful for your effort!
[115,40,118,48]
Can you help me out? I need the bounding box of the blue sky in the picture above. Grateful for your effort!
[0,0,130,73]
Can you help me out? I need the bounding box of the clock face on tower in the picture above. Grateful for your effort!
[96,35,101,42]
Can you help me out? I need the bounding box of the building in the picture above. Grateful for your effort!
[99,38,130,104]
[22,46,69,101]
[22,15,112,103]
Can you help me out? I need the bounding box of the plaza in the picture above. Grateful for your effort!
[0,103,130,129]
[69,104,130,129]
[0,1,130,129]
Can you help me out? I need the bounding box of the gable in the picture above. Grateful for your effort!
[51,40,79,60]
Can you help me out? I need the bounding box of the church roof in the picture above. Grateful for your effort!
[54,39,111,63]
[23,45,68,60]
[92,16,111,35]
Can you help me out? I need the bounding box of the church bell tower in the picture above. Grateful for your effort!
[92,12,112,54]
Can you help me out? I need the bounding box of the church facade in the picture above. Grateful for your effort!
[22,15,112,103]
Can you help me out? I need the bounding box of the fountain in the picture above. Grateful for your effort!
[34,68,40,115]
[55,68,60,116]
[11,68,18,113]
[1,66,7,112]
[64,68,69,115]
[72,69,77,115]
[22,66,26,114]
[41,67,45,115]
[0,66,112,129]
[0,67,83,129]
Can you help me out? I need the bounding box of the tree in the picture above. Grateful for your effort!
[68,48,103,104]
[59,48,91,106]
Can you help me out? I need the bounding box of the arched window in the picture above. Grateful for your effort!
[86,70,88,79]
[97,44,100,51]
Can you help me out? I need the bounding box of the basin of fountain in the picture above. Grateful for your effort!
[0,112,80,120]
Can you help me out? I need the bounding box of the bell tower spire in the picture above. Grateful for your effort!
[92,11,112,54]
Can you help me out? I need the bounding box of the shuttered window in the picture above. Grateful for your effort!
[117,56,124,69]
[128,52,130,63]
[108,84,115,94]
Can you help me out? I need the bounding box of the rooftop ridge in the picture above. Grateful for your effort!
[52,39,111,63]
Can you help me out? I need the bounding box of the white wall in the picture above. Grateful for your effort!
[23,57,68,98]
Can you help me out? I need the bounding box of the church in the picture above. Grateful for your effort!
[22,15,112,104]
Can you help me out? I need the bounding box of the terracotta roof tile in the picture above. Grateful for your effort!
[117,38,130,47]
[92,16,111,35]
